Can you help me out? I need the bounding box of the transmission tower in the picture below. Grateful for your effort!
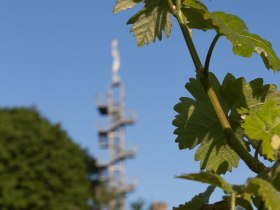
[96,40,136,210]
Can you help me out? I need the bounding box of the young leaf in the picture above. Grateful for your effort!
[173,186,215,210]
[221,74,280,128]
[241,101,280,160]
[246,178,280,210]
[204,12,280,71]
[182,0,212,31]
[127,0,172,46]
[177,172,233,194]
[113,0,143,13]
[181,1,280,71]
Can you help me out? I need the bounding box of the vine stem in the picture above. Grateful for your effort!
[255,141,262,160]
[170,0,266,174]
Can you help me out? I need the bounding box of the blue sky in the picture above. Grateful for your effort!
[0,0,279,208]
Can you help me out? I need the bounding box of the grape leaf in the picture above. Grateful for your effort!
[181,0,280,71]
[221,74,280,111]
[246,178,280,210]
[204,12,280,71]
[127,0,172,46]
[113,0,143,13]
[177,172,233,194]
[221,74,280,132]
[241,101,280,160]
[220,74,280,161]
[182,0,212,31]
[173,73,242,174]
[177,172,234,194]
[173,186,215,210]
[173,73,280,173]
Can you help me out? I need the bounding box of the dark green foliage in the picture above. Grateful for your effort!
[130,199,145,210]
[173,73,243,174]
[0,108,90,210]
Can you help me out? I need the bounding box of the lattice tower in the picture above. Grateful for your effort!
[96,40,136,210]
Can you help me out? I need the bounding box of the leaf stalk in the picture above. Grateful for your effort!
[167,0,176,14]
[204,34,221,75]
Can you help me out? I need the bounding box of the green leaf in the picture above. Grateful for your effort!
[127,0,172,46]
[221,74,280,160]
[271,162,280,191]
[182,0,212,31]
[113,0,143,13]
[204,12,280,71]
[181,1,280,71]
[241,101,280,160]
[173,186,215,210]
[246,178,280,210]
[173,73,242,174]
[260,161,280,191]
[223,194,254,210]
[235,197,254,210]
[177,172,233,194]
[221,74,280,120]
[173,73,280,173]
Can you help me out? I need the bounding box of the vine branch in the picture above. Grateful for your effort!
[174,2,204,77]
[169,0,266,174]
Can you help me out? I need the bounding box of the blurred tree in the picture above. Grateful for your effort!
[90,180,122,210]
[0,107,90,210]
[130,199,145,210]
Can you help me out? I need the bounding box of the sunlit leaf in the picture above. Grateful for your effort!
[182,0,212,30]
[241,101,280,160]
[204,12,280,71]
[113,0,143,13]
[127,0,172,46]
